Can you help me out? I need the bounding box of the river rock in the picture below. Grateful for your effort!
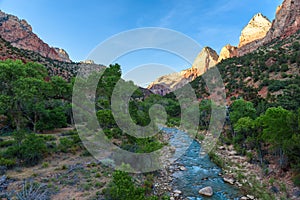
[228,150,237,156]
[173,190,182,197]
[236,181,242,187]
[0,175,6,185]
[198,186,213,197]
[218,146,225,150]
[223,177,235,185]
[247,194,255,199]
[179,166,187,171]
[173,189,182,194]
[240,197,248,200]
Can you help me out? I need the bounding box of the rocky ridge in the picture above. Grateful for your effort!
[0,10,71,63]
[148,47,218,95]
[149,0,300,95]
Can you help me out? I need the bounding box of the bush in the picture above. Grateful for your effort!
[103,171,158,200]
[0,140,15,148]
[293,174,300,187]
[19,134,47,166]
[0,157,16,168]
[208,151,225,168]
[280,64,289,72]
[4,133,47,166]
[37,135,56,141]
[268,80,287,92]
[58,138,74,153]
[58,135,81,153]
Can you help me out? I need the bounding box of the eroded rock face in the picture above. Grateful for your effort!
[183,47,219,79]
[0,10,71,62]
[238,0,300,56]
[54,48,70,63]
[264,0,300,40]
[147,47,219,95]
[238,13,271,48]
[218,44,238,62]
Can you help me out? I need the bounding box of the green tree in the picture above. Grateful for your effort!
[229,98,256,125]
[0,60,69,131]
[261,107,294,168]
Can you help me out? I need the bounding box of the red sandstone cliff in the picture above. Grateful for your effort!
[0,10,71,63]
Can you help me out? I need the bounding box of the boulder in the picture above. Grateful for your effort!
[173,189,182,194]
[223,177,235,185]
[198,186,213,197]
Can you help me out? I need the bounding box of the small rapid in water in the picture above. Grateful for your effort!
[162,127,242,200]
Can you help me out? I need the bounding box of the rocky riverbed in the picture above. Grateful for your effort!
[153,128,243,200]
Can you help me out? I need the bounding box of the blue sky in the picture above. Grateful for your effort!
[0,0,282,85]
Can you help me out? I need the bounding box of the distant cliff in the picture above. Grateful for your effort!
[148,47,219,95]
[0,10,71,62]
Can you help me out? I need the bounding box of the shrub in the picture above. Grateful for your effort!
[280,64,289,72]
[293,174,300,187]
[58,138,74,153]
[0,157,16,168]
[0,140,15,148]
[3,133,47,166]
[208,151,225,168]
[19,134,47,166]
[103,171,157,200]
[42,162,49,168]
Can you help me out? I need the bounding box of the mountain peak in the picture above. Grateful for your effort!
[238,13,271,48]
[218,44,238,62]
[147,46,219,95]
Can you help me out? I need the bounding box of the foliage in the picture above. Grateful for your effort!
[0,157,16,168]
[3,132,47,166]
[230,99,256,125]
[0,60,70,132]
[103,170,157,200]
[58,134,82,153]
[0,140,15,148]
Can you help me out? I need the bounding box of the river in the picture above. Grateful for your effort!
[162,127,242,200]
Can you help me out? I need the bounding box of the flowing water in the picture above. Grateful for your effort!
[162,127,242,200]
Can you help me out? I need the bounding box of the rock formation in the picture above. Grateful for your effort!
[147,47,218,95]
[238,0,300,56]
[54,48,70,62]
[218,44,238,62]
[0,10,71,62]
[238,13,271,48]
[264,0,300,41]
[146,0,300,95]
